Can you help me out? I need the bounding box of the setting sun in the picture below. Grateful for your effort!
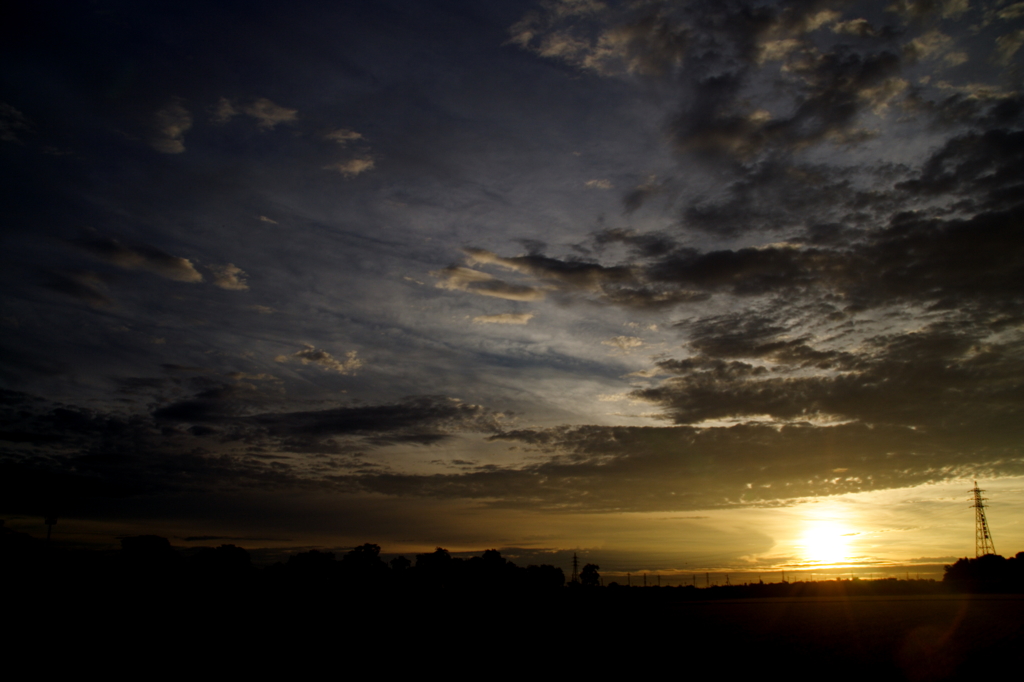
[800,522,853,565]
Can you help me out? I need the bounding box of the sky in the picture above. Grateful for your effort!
[2,0,1023,578]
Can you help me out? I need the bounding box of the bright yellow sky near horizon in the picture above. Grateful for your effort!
[9,476,1022,581]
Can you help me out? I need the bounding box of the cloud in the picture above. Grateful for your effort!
[510,1,991,166]
[759,39,803,64]
[0,103,29,143]
[258,215,278,225]
[440,246,705,308]
[0,392,506,514]
[886,0,968,20]
[472,313,534,325]
[802,9,842,32]
[42,270,112,307]
[943,51,969,67]
[445,186,1021,316]
[595,229,675,257]
[670,48,902,159]
[941,0,969,19]
[602,336,643,352]
[150,102,192,153]
[832,18,875,37]
[0,391,507,513]
[244,395,504,444]
[994,29,1024,65]
[464,248,632,292]
[213,97,297,129]
[448,115,1022,317]
[210,97,238,124]
[432,266,548,301]
[585,179,612,189]
[904,30,953,63]
[999,3,1024,21]
[455,246,707,308]
[277,345,363,374]
[325,128,364,145]
[75,237,203,283]
[630,322,1024,454]
[242,98,298,129]
[353,411,1024,512]
[208,263,249,291]
[324,157,375,176]
[510,1,688,77]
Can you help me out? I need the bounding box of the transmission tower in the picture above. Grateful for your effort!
[570,552,579,583]
[970,481,996,557]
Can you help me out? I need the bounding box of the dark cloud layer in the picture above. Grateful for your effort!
[0,389,506,516]
[354,418,1024,513]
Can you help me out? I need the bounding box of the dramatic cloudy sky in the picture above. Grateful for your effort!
[2,0,1023,576]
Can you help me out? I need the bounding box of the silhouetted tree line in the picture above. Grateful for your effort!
[259,543,566,595]
[1,526,565,601]
[5,523,1023,603]
[943,552,1024,592]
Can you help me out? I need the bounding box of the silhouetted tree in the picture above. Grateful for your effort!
[416,547,453,589]
[189,544,252,576]
[119,535,180,580]
[340,542,388,590]
[580,563,600,587]
[461,548,523,591]
[184,544,254,593]
[285,549,338,586]
[525,564,565,590]
[342,543,385,571]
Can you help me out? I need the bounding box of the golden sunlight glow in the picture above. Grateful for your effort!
[800,521,853,565]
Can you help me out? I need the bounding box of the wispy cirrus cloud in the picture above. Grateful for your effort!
[276,345,364,375]
[0,103,30,143]
[150,102,192,153]
[42,270,112,308]
[208,263,249,291]
[211,97,297,129]
[325,128,364,145]
[74,237,203,283]
[432,266,549,301]
[472,313,534,325]
[324,157,375,176]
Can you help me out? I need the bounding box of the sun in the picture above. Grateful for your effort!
[800,521,853,565]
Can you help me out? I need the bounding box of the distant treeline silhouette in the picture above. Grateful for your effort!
[4,524,1023,599]
[943,552,1024,592]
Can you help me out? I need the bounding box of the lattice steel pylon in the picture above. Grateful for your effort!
[970,480,997,557]
[571,552,579,584]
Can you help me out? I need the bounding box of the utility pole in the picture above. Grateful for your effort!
[971,481,997,557]
[571,552,579,583]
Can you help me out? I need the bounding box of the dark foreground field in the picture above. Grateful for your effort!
[8,590,1018,680]
[4,533,1020,677]
[645,595,1023,680]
